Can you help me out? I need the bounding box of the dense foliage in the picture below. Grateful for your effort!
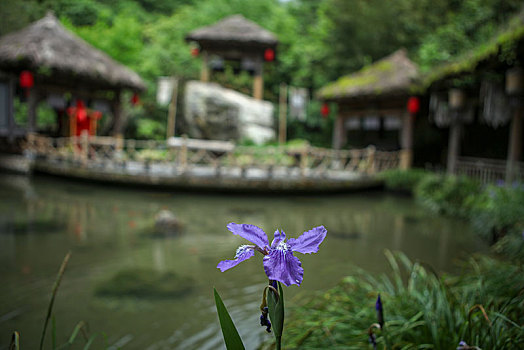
[279,251,524,349]
[2,0,522,142]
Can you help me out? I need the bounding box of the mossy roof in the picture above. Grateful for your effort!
[317,49,420,101]
[421,11,524,90]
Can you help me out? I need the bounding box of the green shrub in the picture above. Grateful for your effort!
[415,174,482,218]
[281,252,524,349]
[379,168,428,193]
[470,184,524,245]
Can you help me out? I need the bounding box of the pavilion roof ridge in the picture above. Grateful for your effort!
[186,14,278,47]
[317,48,421,102]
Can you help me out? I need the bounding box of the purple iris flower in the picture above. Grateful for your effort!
[217,223,327,286]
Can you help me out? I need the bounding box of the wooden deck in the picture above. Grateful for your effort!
[23,134,404,192]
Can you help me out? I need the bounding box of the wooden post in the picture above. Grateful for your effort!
[506,108,522,183]
[200,51,209,82]
[166,77,179,139]
[180,134,188,173]
[278,83,287,144]
[27,89,39,132]
[7,76,15,142]
[81,131,88,166]
[332,114,345,150]
[447,116,462,175]
[111,90,123,137]
[400,113,414,169]
[253,57,264,100]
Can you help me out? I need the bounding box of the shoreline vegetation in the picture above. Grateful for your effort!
[267,170,523,349]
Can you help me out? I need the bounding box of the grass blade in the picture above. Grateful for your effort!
[83,334,96,350]
[213,288,245,350]
[39,251,72,350]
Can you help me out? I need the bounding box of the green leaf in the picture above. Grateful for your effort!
[213,288,245,350]
[10,331,20,350]
[267,282,285,348]
[83,335,96,350]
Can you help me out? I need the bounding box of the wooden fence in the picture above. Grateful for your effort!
[455,156,524,184]
[24,134,403,180]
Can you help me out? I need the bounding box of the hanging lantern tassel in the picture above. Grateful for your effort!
[264,48,275,62]
[131,93,140,106]
[321,103,330,118]
[19,71,34,97]
[407,96,420,115]
[191,47,199,57]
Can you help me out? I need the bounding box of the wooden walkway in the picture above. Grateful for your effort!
[24,134,404,192]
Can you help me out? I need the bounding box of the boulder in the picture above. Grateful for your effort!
[184,81,275,144]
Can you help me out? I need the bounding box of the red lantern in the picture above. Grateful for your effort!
[131,93,140,106]
[264,48,275,62]
[19,71,34,88]
[407,96,420,115]
[76,100,87,123]
[321,103,330,118]
[191,47,199,57]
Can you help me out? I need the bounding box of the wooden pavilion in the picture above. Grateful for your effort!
[317,49,421,168]
[423,12,524,183]
[185,14,278,100]
[0,12,145,141]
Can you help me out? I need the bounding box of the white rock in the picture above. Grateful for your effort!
[184,81,275,144]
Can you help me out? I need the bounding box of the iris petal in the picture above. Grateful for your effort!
[263,243,304,286]
[217,245,255,272]
[288,225,327,254]
[270,229,286,249]
[227,223,269,249]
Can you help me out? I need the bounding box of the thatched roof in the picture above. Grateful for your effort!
[186,14,278,48]
[0,12,145,91]
[317,49,420,101]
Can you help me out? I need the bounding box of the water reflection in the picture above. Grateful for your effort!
[0,175,488,349]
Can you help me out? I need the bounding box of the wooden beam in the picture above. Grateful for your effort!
[166,77,179,139]
[400,113,414,169]
[111,91,123,137]
[447,116,462,175]
[27,89,39,133]
[200,51,209,82]
[278,83,287,144]
[252,57,264,100]
[506,108,522,183]
[332,114,345,150]
[338,108,404,119]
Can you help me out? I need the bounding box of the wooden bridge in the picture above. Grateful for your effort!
[23,134,405,192]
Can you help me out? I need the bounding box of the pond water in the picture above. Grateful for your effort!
[0,174,488,349]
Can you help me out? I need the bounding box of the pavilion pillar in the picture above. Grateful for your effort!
[27,88,40,133]
[505,67,523,183]
[400,113,414,169]
[332,114,346,150]
[447,89,466,175]
[253,57,264,100]
[7,76,15,141]
[200,51,209,83]
[111,90,123,137]
[506,108,522,183]
[447,120,462,175]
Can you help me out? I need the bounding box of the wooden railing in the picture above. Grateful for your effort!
[456,156,524,184]
[24,134,403,179]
